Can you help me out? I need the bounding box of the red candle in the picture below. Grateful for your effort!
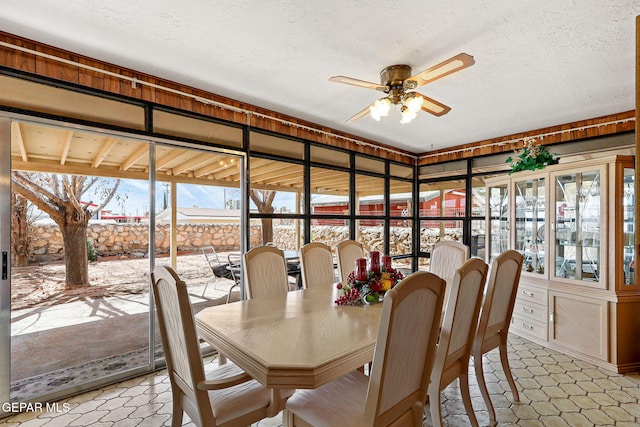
[382,255,392,271]
[355,258,368,282]
[369,251,380,273]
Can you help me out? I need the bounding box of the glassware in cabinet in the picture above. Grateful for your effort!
[515,177,546,275]
[552,168,602,284]
[488,183,509,263]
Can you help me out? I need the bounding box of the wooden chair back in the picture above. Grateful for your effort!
[364,271,446,426]
[151,265,214,425]
[473,250,524,422]
[336,239,365,284]
[300,242,335,289]
[243,245,289,299]
[429,240,470,282]
[428,257,488,427]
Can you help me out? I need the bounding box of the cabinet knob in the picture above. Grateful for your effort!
[522,306,534,314]
[521,322,534,330]
[522,290,534,297]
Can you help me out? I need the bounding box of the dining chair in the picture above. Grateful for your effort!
[151,265,292,427]
[472,250,524,423]
[427,257,488,427]
[336,239,365,284]
[299,242,336,289]
[285,271,446,426]
[429,240,470,283]
[242,245,290,299]
[429,240,470,309]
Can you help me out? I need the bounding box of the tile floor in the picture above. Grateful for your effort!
[1,335,639,427]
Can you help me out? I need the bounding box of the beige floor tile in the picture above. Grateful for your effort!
[1,335,638,427]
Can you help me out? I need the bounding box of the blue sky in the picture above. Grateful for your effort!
[102,179,296,216]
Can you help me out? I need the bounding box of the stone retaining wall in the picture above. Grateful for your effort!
[27,222,462,262]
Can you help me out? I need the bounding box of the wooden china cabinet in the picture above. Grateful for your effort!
[485,154,640,373]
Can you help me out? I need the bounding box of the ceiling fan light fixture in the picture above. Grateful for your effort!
[400,105,418,124]
[403,93,423,113]
[369,97,391,121]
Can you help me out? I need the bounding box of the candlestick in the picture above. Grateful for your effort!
[382,255,392,271]
[355,258,368,282]
[369,251,380,273]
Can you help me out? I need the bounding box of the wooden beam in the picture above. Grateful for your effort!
[92,137,116,168]
[11,121,28,162]
[172,152,218,176]
[155,148,181,169]
[120,144,148,171]
[262,170,304,186]
[59,130,73,165]
[12,157,241,188]
[251,162,299,180]
[195,157,239,178]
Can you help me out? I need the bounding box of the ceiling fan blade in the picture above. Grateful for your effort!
[329,76,388,92]
[420,95,451,116]
[346,105,372,123]
[407,53,475,88]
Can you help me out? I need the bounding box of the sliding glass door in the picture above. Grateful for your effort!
[1,118,243,405]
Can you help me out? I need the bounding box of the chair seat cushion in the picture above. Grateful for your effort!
[205,363,293,425]
[285,370,368,427]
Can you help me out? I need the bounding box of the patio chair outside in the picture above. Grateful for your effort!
[285,271,446,426]
[151,265,292,427]
[201,246,233,297]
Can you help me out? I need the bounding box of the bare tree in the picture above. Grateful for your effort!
[249,190,275,245]
[12,172,120,288]
[11,192,32,267]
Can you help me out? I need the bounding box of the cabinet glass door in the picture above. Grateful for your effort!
[515,177,545,275]
[488,183,509,262]
[623,167,635,285]
[553,169,601,283]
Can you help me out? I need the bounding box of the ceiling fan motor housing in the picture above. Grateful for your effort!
[380,64,415,103]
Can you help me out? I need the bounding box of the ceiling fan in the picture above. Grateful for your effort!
[329,53,475,124]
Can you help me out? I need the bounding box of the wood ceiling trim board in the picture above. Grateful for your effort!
[12,121,28,162]
[211,165,241,180]
[92,137,117,168]
[120,144,148,171]
[171,152,217,176]
[249,162,296,178]
[59,130,73,165]
[195,159,238,178]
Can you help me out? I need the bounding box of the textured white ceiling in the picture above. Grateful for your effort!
[0,1,638,154]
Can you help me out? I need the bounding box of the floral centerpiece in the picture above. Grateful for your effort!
[335,252,404,305]
[506,138,559,175]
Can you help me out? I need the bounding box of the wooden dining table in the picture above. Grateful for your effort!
[195,285,383,389]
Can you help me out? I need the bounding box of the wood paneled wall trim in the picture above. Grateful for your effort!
[417,110,635,166]
[0,32,634,168]
[0,32,414,164]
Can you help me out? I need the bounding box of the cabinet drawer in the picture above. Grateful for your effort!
[517,284,547,306]
[511,313,547,341]
[514,300,547,323]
